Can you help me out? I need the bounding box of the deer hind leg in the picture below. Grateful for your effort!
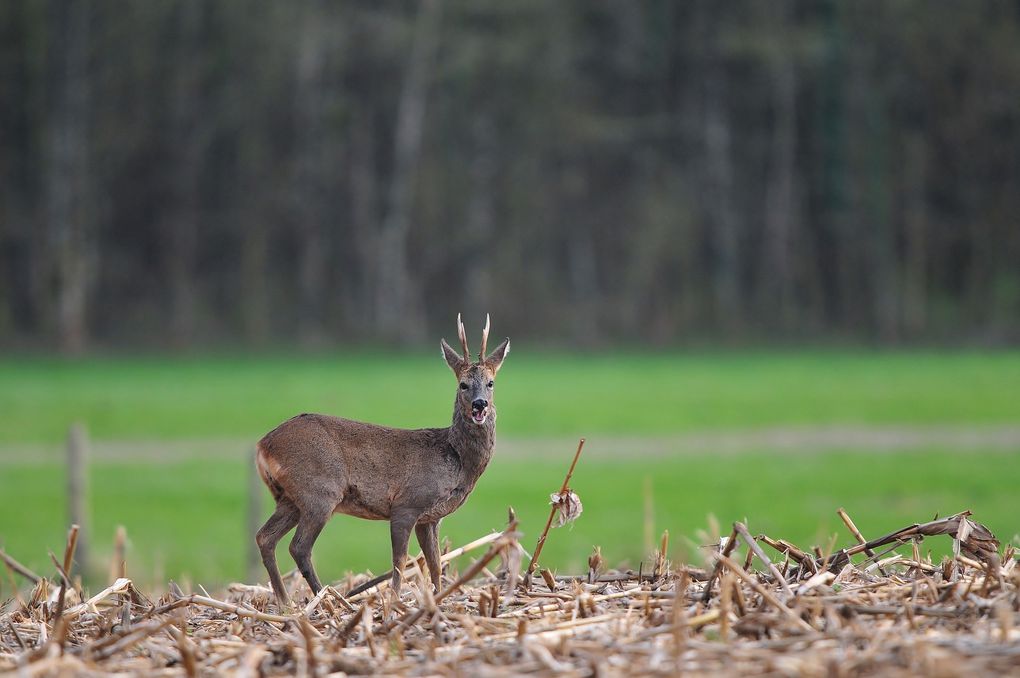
[256,499,300,605]
[288,503,332,596]
[414,521,442,592]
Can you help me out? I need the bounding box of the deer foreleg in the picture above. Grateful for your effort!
[415,521,442,592]
[389,510,421,596]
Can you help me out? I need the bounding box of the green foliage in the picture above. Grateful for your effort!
[1,350,1018,444]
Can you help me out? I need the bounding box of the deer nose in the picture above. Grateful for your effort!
[472,398,488,410]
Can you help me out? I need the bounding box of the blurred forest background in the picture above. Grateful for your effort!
[2,0,1019,353]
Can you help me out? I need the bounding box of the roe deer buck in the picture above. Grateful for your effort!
[255,314,509,604]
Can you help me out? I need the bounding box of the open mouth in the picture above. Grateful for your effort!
[470,406,489,425]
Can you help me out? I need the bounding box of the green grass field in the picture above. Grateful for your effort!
[1,350,1018,590]
[1,350,1018,444]
[2,448,1018,589]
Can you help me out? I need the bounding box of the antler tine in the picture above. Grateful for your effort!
[457,313,470,359]
[479,313,490,361]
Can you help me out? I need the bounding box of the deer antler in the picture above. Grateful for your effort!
[457,313,470,359]
[479,313,490,361]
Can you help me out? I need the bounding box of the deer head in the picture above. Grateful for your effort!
[440,313,510,425]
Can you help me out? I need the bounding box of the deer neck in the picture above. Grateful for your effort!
[449,404,496,483]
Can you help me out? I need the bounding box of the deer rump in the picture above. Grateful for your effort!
[256,413,471,524]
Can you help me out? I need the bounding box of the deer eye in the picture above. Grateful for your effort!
[460,383,468,390]
[487,381,494,388]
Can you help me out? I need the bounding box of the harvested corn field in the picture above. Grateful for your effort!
[1,510,1018,676]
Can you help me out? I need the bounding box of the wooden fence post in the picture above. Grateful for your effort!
[67,422,90,578]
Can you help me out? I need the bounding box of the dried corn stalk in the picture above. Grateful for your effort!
[1,507,1014,677]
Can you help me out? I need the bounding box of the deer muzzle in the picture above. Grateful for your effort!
[471,398,489,425]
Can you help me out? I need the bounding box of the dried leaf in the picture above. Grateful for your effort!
[956,518,972,544]
[503,543,522,595]
[550,489,583,527]
[588,546,604,583]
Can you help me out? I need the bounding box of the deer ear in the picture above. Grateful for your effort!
[484,337,510,373]
[441,339,466,374]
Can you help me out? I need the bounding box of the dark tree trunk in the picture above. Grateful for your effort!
[291,1,332,346]
[165,1,209,348]
[762,30,799,332]
[350,107,378,336]
[45,0,94,354]
[702,48,740,334]
[375,0,440,344]
[240,217,270,345]
[465,115,496,319]
[902,133,928,337]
